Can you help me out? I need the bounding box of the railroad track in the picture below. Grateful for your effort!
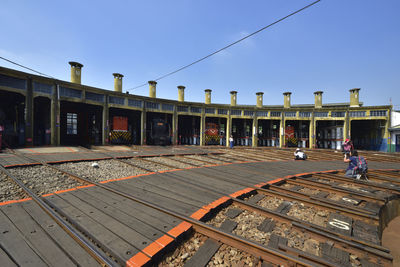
[0,148,399,266]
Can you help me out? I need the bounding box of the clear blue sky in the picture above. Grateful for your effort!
[1,0,399,108]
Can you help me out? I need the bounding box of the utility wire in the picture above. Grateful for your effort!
[0,56,55,79]
[127,0,321,91]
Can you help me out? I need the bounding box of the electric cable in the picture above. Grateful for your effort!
[127,0,321,91]
[0,56,55,79]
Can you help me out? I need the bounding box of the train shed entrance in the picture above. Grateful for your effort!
[316,120,344,150]
[0,90,25,148]
[33,96,51,146]
[257,119,280,147]
[205,117,226,146]
[178,115,200,145]
[351,119,387,151]
[284,120,310,148]
[109,108,141,145]
[60,101,102,146]
[146,112,172,145]
[232,118,253,146]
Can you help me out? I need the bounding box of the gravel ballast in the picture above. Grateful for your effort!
[7,165,84,196]
[57,159,147,182]
[0,172,28,202]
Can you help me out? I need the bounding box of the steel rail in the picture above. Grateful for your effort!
[9,152,335,266]
[315,173,400,195]
[0,165,117,267]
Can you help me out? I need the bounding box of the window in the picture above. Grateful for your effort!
[350,111,366,117]
[231,109,242,115]
[299,112,311,118]
[109,96,125,105]
[256,111,268,117]
[177,106,189,112]
[315,112,328,117]
[128,99,142,108]
[205,108,215,114]
[67,113,78,135]
[370,110,387,117]
[270,111,281,117]
[191,107,202,113]
[244,110,254,116]
[331,112,345,117]
[162,104,174,111]
[218,109,228,115]
[284,112,296,117]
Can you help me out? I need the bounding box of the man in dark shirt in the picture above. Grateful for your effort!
[344,150,358,178]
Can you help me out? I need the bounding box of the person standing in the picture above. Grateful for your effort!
[229,135,234,149]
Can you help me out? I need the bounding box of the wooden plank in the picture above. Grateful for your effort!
[257,219,275,233]
[219,219,238,233]
[2,203,77,266]
[106,180,199,216]
[0,247,17,267]
[0,207,48,266]
[84,186,178,228]
[184,238,221,267]
[59,192,155,250]
[363,202,381,214]
[225,208,242,219]
[314,191,329,198]
[246,194,265,204]
[359,258,383,267]
[21,201,100,266]
[275,201,292,214]
[44,194,140,264]
[70,189,166,242]
[267,234,287,249]
[320,242,351,267]
[326,213,352,236]
[170,170,243,193]
[290,185,304,191]
[352,220,379,244]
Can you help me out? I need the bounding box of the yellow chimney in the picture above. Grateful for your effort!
[230,91,237,106]
[113,73,123,92]
[283,92,291,108]
[68,61,83,84]
[314,91,323,108]
[205,89,212,104]
[349,88,360,107]
[256,92,264,108]
[177,85,185,102]
[148,81,157,98]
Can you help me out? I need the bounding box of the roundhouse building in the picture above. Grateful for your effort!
[0,63,393,151]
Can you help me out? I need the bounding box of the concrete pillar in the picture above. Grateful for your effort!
[172,107,178,145]
[283,92,291,109]
[51,84,60,145]
[200,108,205,145]
[314,91,323,108]
[113,73,123,93]
[226,111,231,147]
[25,78,34,146]
[230,91,237,106]
[149,81,157,98]
[349,88,360,107]
[141,110,146,145]
[344,111,350,141]
[252,117,258,147]
[205,89,211,104]
[102,96,109,145]
[256,92,263,108]
[177,85,185,102]
[68,61,83,84]
[279,113,285,148]
[309,114,315,149]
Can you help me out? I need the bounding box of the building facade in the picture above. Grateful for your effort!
[0,63,392,151]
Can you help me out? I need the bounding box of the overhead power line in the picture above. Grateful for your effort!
[0,56,55,79]
[127,0,321,91]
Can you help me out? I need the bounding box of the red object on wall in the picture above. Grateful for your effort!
[113,116,128,131]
